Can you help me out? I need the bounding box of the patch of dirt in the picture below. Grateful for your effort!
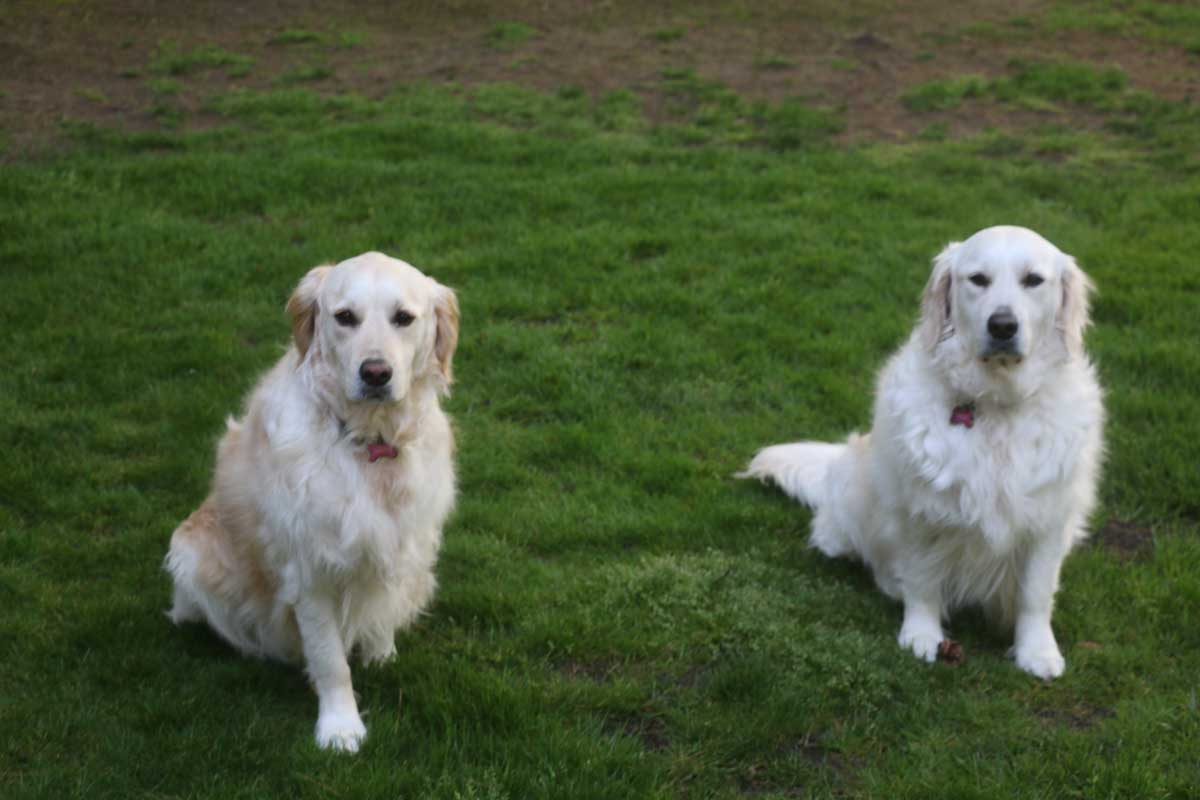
[1035,704,1115,730]
[605,709,671,752]
[740,764,808,798]
[556,657,617,683]
[740,733,853,796]
[672,662,712,690]
[1092,519,1155,562]
[3,0,1199,159]
[780,732,854,774]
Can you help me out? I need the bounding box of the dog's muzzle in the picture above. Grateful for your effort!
[358,358,393,400]
[986,308,1019,341]
[982,308,1022,365]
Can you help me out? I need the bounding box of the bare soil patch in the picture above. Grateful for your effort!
[606,710,671,752]
[1036,704,1115,730]
[739,732,854,796]
[1093,519,1156,562]
[556,656,617,683]
[3,1,1198,158]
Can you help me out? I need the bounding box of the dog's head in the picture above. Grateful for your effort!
[920,226,1093,373]
[286,252,459,405]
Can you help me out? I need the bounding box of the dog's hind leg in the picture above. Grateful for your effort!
[164,498,269,658]
[799,433,875,561]
[168,580,205,625]
[165,499,223,626]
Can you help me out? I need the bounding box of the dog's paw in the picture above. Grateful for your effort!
[898,623,943,663]
[1014,644,1065,680]
[315,711,367,753]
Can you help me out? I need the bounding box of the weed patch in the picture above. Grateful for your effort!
[903,74,988,111]
[487,21,537,50]
[149,42,254,77]
[1048,0,1200,48]
[907,60,1129,115]
[269,28,325,46]
[996,59,1128,107]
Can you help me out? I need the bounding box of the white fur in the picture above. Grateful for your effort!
[165,252,460,750]
[741,226,1103,679]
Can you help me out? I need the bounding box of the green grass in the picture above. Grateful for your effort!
[654,68,842,147]
[902,74,989,111]
[996,59,1128,107]
[2,64,1200,800]
[900,59,1200,170]
[145,78,182,96]
[906,59,1131,113]
[269,28,325,46]
[73,87,109,105]
[336,30,369,49]
[486,21,537,50]
[1048,0,1200,48]
[149,42,254,77]
[652,27,686,43]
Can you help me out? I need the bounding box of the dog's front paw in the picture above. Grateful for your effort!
[1014,644,1065,680]
[315,711,367,753]
[898,623,943,663]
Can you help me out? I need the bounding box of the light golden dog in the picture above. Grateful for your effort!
[743,226,1103,679]
[166,252,460,751]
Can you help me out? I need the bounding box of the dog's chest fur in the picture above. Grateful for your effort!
[306,431,450,575]
[879,348,1101,550]
[247,370,455,583]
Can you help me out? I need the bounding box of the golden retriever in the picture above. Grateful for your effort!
[742,226,1104,679]
[166,252,460,750]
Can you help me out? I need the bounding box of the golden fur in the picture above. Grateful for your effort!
[166,252,460,751]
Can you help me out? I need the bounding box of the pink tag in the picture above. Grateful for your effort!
[367,442,399,462]
[950,405,975,429]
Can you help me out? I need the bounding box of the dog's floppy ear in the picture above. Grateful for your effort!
[919,242,959,350]
[1057,253,1095,359]
[285,265,331,359]
[432,283,460,393]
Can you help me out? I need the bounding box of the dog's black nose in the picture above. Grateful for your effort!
[987,309,1019,341]
[359,359,392,387]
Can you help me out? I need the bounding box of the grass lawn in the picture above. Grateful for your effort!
[2,6,1200,798]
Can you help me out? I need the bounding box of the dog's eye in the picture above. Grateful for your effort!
[392,310,415,328]
[1022,273,1045,288]
[968,273,991,288]
[334,310,359,327]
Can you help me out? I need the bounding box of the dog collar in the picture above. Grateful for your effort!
[367,441,399,462]
[336,417,400,462]
[950,403,976,429]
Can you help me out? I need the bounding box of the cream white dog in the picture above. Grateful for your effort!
[741,226,1103,679]
[165,252,460,751]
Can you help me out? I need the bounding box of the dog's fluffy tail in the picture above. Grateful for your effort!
[737,441,846,508]
[739,436,871,560]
